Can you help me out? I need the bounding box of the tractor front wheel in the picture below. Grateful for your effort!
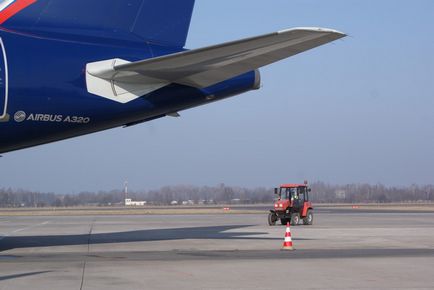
[268,212,277,226]
[290,213,300,226]
[303,210,314,225]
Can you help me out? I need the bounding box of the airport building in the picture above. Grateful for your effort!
[124,198,147,206]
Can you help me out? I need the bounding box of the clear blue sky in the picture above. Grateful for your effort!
[2,0,434,193]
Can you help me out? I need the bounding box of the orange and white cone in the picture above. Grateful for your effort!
[282,222,294,251]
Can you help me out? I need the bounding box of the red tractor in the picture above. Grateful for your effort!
[268,182,313,226]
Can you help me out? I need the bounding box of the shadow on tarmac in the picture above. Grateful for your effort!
[0,225,306,252]
[0,271,52,281]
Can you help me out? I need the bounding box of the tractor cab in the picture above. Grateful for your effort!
[275,184,309,211]
[269,182,313,226]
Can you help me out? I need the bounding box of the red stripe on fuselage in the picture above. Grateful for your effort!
[0,0,37,25]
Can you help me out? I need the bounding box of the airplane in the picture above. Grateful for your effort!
[0,0,345,154]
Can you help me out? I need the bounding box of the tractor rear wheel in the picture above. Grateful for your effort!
[290,213,300,226]
[303,210,313,225]
[268,212,277,226]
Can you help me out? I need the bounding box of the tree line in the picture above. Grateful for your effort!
[0,182,433,207]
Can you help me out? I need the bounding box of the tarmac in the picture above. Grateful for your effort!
[1,209,434,289]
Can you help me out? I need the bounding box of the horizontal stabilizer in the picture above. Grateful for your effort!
[86,27,346,103]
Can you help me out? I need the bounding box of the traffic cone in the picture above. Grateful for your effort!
[282,222,294,251]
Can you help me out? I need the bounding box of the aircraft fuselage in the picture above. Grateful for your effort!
[0,30,258,153]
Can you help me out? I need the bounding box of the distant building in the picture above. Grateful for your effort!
[170,200,178,205]
[335,190,346,199]
[125,199,147,206]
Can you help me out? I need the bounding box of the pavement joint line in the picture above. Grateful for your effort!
[80,218,96,290]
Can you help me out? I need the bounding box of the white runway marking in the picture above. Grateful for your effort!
[0,221,50,241]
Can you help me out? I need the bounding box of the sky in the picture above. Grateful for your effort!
[1,0,434,193]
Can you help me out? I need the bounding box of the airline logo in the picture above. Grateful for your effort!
[13,110,25,122]
[0,0,36,25]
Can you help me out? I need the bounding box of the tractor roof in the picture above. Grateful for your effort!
[280,184,307,188]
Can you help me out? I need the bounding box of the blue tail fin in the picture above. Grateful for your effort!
[1,0,195,47]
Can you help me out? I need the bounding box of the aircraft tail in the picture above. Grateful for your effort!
[0,0,196,47]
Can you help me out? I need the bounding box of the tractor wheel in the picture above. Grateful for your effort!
[303,210,314,225]
[290,213,300,226]
[280,218,289,225]
[268,212,277,226]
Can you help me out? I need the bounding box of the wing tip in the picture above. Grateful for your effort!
[278,27,346,37]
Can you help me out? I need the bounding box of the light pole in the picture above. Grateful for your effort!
[124,181,128,205]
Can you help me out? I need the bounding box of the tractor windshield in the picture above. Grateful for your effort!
[279,187,304,201]
[279,187,298,200]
